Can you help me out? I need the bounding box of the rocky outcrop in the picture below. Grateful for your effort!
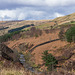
[0,43,19,62]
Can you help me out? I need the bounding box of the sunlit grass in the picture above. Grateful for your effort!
[0,68,27,75]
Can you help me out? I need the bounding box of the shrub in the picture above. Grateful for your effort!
[50,26,53,29]
[35,34,38,38]
[44,29,50,34]
[58,28,65,41]
[42,50,58,71]
[27,27,42,37]
[8,25,33,33]
[0,30,21,42]
[71,21,75,23]
[65,26,75,43]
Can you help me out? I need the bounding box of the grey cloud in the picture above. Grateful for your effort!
[0,0,75,9]
[0,0,75,20]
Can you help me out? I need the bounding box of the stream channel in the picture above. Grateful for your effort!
[19,53,43,74]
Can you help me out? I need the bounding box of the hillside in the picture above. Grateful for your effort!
[0,13,75,36]
[6,29,67,64]
[53,13,75,25]
[1,13,75,75]
[4,26,75,75]
[0,20,51,36]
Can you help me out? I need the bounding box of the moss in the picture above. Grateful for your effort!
[35,34,39,38]
[0,61,3,66]
[62,56,68,59]
[53,46,57,48]
[31,63,38,68]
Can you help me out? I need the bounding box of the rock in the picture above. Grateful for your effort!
[0,43,19,62]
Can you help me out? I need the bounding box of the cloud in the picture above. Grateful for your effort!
[2,0,75,6]
[45,0,75,6]
[18,13,26,20]
[0,0,75,20]
[0,9,16,20]
[0,8,65,21]
[0,0,75,9]
[0,7,47,20]
[54,13,64,17]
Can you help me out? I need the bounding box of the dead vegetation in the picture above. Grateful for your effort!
[0,57,37,75]
[2,13,75,74]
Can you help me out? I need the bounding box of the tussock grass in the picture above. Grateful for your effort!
[0,67,34,75]
[0,58,34,75]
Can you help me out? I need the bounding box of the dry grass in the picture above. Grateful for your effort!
[0,68,27,75]
[0,58,34,75]
[6,29,67,65]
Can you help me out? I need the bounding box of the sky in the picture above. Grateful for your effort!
[0,0,75,21]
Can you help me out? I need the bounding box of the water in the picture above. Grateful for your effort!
[19,53,43,74]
